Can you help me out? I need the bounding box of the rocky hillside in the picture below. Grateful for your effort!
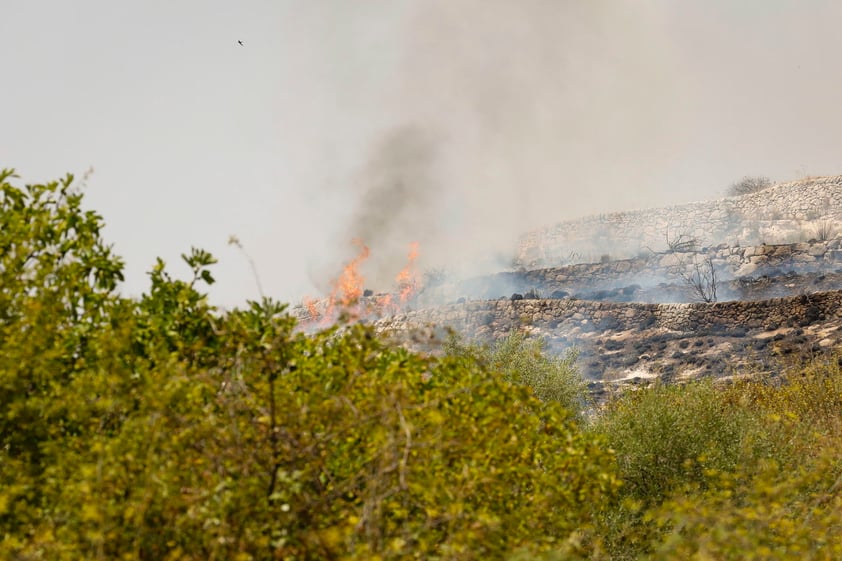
[423,236,842,305]
[516,175,842,269]
[364,176,842,391]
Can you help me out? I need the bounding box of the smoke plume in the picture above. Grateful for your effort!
[345,125,440,288]
[336,0,683,291]
[319,0,842,297]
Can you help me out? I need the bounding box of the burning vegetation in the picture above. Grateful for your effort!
[302,240,421,326]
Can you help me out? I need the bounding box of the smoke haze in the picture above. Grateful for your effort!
[324,0,842,295]
[10,1,839,306]
[338,0,685,289]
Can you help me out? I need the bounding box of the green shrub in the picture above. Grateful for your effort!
[445,332,589,418]
[587,363,842,560]
[592,379,763,503]
[0,169,619,560]
[648,446,842,560]
[734,355,842,463]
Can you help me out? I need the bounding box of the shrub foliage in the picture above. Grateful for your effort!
[0,169,618,559]
[727,175,773,196]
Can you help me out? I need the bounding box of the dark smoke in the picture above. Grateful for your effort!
[345,125,440,289]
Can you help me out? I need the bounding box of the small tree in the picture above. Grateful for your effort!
[727,176,772,197]
[677,255,718,303]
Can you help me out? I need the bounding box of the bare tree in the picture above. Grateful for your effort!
[664,229,698,253]
[677,255,718,303]
[644,227,698,255]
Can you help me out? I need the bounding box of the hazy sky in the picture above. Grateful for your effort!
[3,1,842,308]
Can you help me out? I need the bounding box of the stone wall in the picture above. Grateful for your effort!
[295,237,842,324]
[377,289,842,342]
[516,176,842,268]
[442,236,842,302]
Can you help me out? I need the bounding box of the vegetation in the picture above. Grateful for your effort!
[3,168,842,559]
[0,169,617,559]
[444,332,589,418]
[588,365,842,560]
[594,379,760,503]
[812,220,836,242]
[663,228,698,254]
[675,254,719,303]
[727,175,773,197]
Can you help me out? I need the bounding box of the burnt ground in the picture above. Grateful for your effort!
[375,310,842,403]
[454,268,842,392]
[544,319,842,400]
[508,279,842,401]
[393,270,842,400]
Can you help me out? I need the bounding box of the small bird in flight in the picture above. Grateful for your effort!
[238,40,244,46]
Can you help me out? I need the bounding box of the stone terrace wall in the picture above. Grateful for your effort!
[378,290,842,341]
[451,236,842,301]
[516,176,842,268]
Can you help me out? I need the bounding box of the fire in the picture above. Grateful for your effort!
[395,241,420,305]
[336,238,370,306]
[301,240,420,327]
[303,297,319,320]
[375,293,396,315]
[313,239,370,323]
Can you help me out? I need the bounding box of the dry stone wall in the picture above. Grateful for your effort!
[377,290,842,342]
[529,237,842,287]
[516,176,842,268]
[445,236,842,302]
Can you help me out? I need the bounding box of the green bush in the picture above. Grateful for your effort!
[648,447,842,560]
[0,169,619,560]
[445,332,589,418]
[587,362,842,560]
[591,379,764,503]
[643,359,842,560]
[5,166,842,560]
[728,356,842,465]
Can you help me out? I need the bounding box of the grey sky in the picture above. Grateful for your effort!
[3,1,841,308]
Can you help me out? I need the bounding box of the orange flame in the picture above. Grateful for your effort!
[336,238,370,306]
[303,297,319,320]
[375,292,396,315]
[319,238,370,322]
[301,239,422,327]
[395,241,420,305]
